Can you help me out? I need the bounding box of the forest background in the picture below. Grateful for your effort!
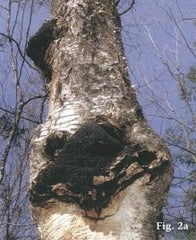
[0,0,195,239]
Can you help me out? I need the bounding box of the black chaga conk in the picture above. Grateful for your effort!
[27,19,57,81]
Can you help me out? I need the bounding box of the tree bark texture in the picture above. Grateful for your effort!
[28,0,173,239]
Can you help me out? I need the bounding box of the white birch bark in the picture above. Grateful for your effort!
[28,1,173,239]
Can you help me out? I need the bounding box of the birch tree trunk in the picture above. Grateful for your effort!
[27,0,173,239]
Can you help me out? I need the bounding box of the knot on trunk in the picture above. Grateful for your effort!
[30,122,170,218]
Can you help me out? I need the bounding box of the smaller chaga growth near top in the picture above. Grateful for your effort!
[28,1,173,238]
[27,19,57,81]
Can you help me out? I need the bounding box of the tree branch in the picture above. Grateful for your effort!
[0,32,37,70]
[115,0,121,7]
[0,106,41,125]
[165,140,196,156]
[119,0,135,16]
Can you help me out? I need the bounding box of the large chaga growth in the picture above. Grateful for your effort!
[28,0,173,239]
[30,122,167,215]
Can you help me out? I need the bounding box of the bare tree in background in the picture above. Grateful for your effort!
[27,0,172,239]
[0,0,47,239]
[120,1,196,239]
[1,0,194,240]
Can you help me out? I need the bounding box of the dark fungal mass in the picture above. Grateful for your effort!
[30,123,124,209]
[27,19,57,81]
[30,122,164,214]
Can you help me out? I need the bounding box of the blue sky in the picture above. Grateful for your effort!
[0,1,195,239]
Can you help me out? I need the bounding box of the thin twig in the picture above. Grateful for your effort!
[0,32,37,70]
[119,0,135,16]
[165,140,196,156]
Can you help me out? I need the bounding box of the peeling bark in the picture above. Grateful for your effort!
[28,0,173,239]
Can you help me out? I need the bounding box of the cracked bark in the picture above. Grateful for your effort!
[28,0,173,239]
